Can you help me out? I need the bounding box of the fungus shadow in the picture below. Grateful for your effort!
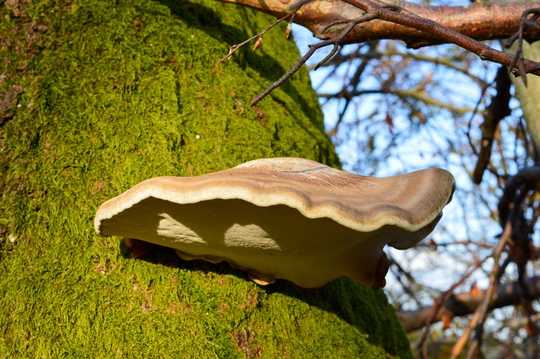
[120,239,397,352]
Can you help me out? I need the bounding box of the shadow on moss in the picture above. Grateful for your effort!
[154,0,319,123]
[122,239,408,357]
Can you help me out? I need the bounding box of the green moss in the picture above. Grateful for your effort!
[0,0,411,357]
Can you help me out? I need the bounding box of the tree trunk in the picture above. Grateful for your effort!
[0,0,410,357]
[512,41,540,151]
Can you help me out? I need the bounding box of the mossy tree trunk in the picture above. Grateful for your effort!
[0,1,411,357]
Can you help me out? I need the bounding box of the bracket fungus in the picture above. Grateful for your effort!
[94,158,454,288]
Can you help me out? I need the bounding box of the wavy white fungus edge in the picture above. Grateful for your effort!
[94,174,452,240]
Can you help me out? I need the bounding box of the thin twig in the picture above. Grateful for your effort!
[451,222,512,359]
[319,88,473,114]
[220,14,291,63]
[330,42,377,135]
[416,256,487,359]
[315,49,487,86]
[251,12,379,106]
[251,40,333,106]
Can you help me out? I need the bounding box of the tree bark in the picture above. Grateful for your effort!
[513,41,540,152]
[220,0,540,45]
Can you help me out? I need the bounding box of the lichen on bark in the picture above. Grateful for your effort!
[0,0,411,357]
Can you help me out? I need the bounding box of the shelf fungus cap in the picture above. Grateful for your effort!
[94,157,454,288]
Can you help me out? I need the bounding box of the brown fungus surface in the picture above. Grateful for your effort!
[95,157,454,288]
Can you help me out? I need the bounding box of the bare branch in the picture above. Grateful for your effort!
[340,0,540,76]
[498,166,540,227]
[316,49,487,86]
[220,0,540,45]
[318,88,473,115]
[416,257,486,359]
[472,67,512,184]
[399,274,540,333]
